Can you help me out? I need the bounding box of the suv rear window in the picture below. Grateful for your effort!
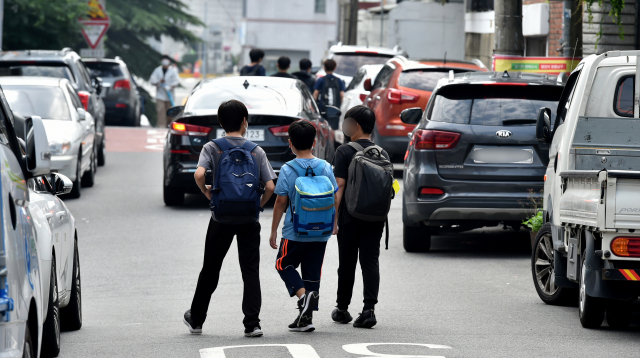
[0,63,74,81]
[429,84,561,126]
[84,62,124,78]
[399,70,464,92]
[614,76,633,117]
[331,53,393,77]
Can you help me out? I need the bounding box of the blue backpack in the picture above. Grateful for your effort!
[210,138,264,224]
[284,160,335,237]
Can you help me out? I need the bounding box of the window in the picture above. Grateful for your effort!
[331,54,393,77]
[0,63,75,81]
[67,84,83,109]
[614,75,633,117]
[84,62,124,78]
[315,0,326,13]
[398,70,452,92]
[466,0,493,12]
[77,61,93,87]
[3,86,72,121]
[372,65,394,90]
[346,69,365,91]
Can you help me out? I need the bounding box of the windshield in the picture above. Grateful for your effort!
[85,62,124,78]
[331,53,394,77]
[0,63,74,81]
[185,86,302,112]
[3,86,71,121]
[398,70,456,92]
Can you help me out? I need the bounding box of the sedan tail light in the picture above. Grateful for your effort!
[113,79,131,90]
[269,125,290,137]
[170,122,212,136]
[77,91,90,110]
[387,88,419,105]
[359,93,368,102]
[412,130,460,150]
[611,237,640,257]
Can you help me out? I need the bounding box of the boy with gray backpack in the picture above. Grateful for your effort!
[269,120,339,332]
[331,105,394,328]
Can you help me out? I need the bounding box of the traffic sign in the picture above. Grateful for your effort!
[78,0,110,50]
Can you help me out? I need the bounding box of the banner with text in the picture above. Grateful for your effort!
[492,56,581,75]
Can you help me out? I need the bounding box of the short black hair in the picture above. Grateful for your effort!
[277,56,291,70]
[324,59,337,72]
[249,48,265,63]
[345,105,375,134]
[299,58,312,71]
[161,54,171,61]
[288,120,316,151]
[218,100,248,132]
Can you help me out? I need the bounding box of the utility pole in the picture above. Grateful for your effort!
[379,0,385,46]
[0,0,4,51]
[493,0,524,56]
[561,0,582,57]
[346,0,358,45]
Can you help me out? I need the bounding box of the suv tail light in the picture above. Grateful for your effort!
[419,187,444,198]
[611,237,640,257]
[269,125,290,137]
[77,91,90,110]
[113,79,131,90]
[387,88,419,105]
[170,122,212,136]
[412,130,460,150]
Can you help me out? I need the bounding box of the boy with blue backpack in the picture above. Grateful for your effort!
[269,120,338,332]
[184,100,276,337]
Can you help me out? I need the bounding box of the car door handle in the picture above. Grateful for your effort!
[44,212,54,220]
[375,96,381,100]
[366,98,372,102]
[56,211,66,221]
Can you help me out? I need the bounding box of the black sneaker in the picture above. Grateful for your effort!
[183,310,203,334]
[331,308,353,323]
[353,309,377,328]
[244,326,264,337]
[288,315,315,332]
[289,292,319,332]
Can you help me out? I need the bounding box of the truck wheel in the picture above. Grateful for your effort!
[403,224,431,252]
[61,240,82,331]
[606,299,632,329]
[579,249,605,328]
[531,223,577,305]
[163,186,184,206]
[42,260,60,356]
[23,323,34,358]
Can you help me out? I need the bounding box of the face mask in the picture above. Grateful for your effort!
[161,59,170,66]
[342,118,357,138]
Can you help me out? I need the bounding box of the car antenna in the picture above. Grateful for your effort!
[443,51,447,64]
[243,79,249,89]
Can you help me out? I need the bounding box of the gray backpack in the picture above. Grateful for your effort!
[345,142,395,248]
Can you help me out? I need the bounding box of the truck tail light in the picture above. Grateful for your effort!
[269,125,290,137]
[387,88,419,105]
[611,237,640,257]
[113,79,131,90]
[170,122,212,136]
[77,91,90,110]
[412,130,460,150]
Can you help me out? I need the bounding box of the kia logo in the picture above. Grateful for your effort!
[496,130,512,138]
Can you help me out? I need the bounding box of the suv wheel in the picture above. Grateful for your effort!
[98,138,106,166]
[164,186,184,206]
[81,146,96,187]
[531,223,577,305]
[403,224,431,252]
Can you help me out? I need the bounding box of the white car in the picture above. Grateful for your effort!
[0,76,97,199]
[317,43,406,86]
[335,64,383,145]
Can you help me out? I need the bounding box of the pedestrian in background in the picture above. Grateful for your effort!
[313,59,345,129]
[183,100,276,338]
[331,105,391,329]
[271,56,296,79]
[149,54,180,128]
[293,58,316,92]
[269,120,338,333]
[240,48,266,76]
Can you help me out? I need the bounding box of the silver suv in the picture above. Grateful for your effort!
[400,71,564,252]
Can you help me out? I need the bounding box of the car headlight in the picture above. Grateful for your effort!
[49,140,71,155]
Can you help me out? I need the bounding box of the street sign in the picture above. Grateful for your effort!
[79,0,110,50]
[80,48,105,58]
[492,55,581,75]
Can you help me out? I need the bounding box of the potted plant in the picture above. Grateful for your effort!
[521,189,544,247]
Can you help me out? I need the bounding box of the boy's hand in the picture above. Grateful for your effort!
[269,231,278,249]
[332,222,339,235]
[202,189,212,200]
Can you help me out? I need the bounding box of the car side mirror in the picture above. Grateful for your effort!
[536,107,552,143]
[24,116,51,177]
[363,78,372,91]
[167,105,184,118]
[92,76,103,96]
[400,107,423,125]
[51,173,73,195]
[324,105,341,118]
[77,108,87,121]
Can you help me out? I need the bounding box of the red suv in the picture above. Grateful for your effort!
[364,57,486,159]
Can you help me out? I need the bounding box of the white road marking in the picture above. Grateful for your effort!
[342,343,452,358]
[145,129,167,151]
[200,344,321,358]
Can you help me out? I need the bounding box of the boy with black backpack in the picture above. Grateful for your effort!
[331,105,394,329]
[240,48,266,76]
[183,100,276,337]
[313,59,345,129]
[269,120,339,332]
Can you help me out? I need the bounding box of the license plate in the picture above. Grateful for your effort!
[217,129,265,142]
[471,148,533,164]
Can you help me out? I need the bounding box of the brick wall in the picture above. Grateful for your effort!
[548,2,564,56]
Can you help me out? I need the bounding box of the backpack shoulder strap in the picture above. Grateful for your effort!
[212,137,232,152]
[241,140,258,153]
[284,160,304,177]
[347,142,364,152]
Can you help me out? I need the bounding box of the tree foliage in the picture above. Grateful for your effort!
[584,0,626,47]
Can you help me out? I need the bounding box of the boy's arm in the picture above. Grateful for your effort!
[261,180,275,207]
[313,89,319,100]
[194,167,212,200]
[333,177,346,235]
[270,195,288,249]
[340,91,344,100]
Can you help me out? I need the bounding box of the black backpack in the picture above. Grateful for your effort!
[240,65,263,76]
[345,142,395,248]
[320,75,342,110]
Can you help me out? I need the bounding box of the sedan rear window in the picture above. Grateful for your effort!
[3,86,71,121]
[84,62,124,78]
[0,63,74,81]
[185,86,302,112]
[331,53,394,77]
[398,70,451,92]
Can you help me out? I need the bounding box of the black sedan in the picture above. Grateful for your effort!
[163,76,336,206]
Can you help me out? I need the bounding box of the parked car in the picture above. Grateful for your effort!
[0,48,107,166]
[163,76,336,206]
[336,64,384,145]
[365,57,486,160]
[316,43,407,86]
[84,57,142,126]
[0,77,97,199]
[401,71,563,252]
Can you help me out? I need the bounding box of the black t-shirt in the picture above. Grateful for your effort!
[332,139,390,225]
[271,72,297,79]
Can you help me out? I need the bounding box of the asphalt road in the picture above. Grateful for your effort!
[57,130,640,358]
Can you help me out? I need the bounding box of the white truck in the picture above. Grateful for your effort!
[532,50,640,328]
